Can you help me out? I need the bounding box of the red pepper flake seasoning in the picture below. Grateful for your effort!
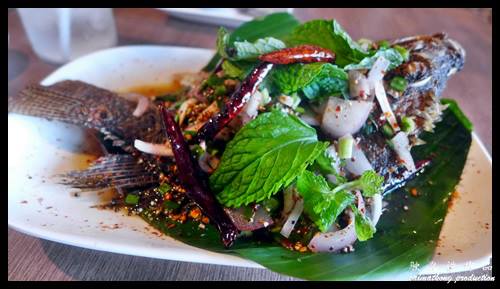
[410,188,418,197]
[189,207,202,220]
[201,216,210,224]
[447,191,460,210]
[335,105,341,112]
[293,241,308,252]
[167,223,176,229]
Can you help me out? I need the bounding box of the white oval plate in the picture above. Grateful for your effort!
[8,46,492,280]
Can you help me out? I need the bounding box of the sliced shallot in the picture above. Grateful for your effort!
[348,70,372,100]
[280,198,304,238]
[120,92,151,117]
[308,191,365,252]
[344,141,373,177]
[224,206,274,231]
[320,97,374,138]
[368,56,401,132]
[134,139,173,156]
[391,131,416,172]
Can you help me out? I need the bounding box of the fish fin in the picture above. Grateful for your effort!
[9,80,166,150]
[58,154,159,190]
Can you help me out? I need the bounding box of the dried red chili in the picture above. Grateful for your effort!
[194,62,274,143]
[160,106,239,248]
[258,45,336,65]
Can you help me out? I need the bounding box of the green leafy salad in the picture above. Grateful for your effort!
[125,13,472,280]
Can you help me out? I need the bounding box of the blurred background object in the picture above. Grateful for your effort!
[156,8,294,28]
[17,8,117,64]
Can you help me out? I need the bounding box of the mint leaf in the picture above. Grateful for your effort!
[218,26,286,61]
[296,170,355,232]
[287,19,369,67]
[331,170,384,197]
[210,110,328,207]
[233,37,286,60]
[216,27,231,59]
[344,48,405,70]
[271,63,348,100]
[351,204,376,241]
[221,60,255,79]
[204,12,300,71]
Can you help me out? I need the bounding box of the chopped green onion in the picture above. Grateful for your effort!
[295,106,305,114]
[125,194,140,205]
[401,116,416,133]
[390,76,408,92]
[205,74,224,87]
[378,40,390,49]
[381,122,394,138]
[338,134,354,159]
[158,183,172,195]
[242,206,254,221]
[393,45,410,61]
[214,85,227,96]
[191,144,205,158]
[208,148,219,156]
[183,130,197,136]
[261,197,280,212]
[163,200,180,211]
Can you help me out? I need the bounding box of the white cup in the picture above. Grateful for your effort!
[18,8,118,64]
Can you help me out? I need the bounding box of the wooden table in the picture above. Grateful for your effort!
[8,8,492,281]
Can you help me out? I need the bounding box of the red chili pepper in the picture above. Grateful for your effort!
[160,106,239,248]
[258,45,336,65]
[194,62,274,143]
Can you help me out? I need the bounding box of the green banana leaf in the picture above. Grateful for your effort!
[142,99,472,280]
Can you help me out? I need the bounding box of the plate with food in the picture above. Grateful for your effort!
[8,13,491,280]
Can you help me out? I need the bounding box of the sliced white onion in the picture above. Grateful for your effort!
[177,98,198,125]
[391,131,416,172]
[282,186,299,218]
[120,92,151,117]
[321,97,374,139]
[409,76,432,88]
[447,67,458,77]
[225,206,273,231]
[300,113,321,126]
[348,70,372,100]
[345,142,373,177]
[368,193,383,226]
[134,139,173,156]
[308,191,365,252]
[241,90,263,124]
[280,198,304,238]
[367,56,390,84]
[367,56,400,132]
[198,152,220,173]
[373,81,400,132]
